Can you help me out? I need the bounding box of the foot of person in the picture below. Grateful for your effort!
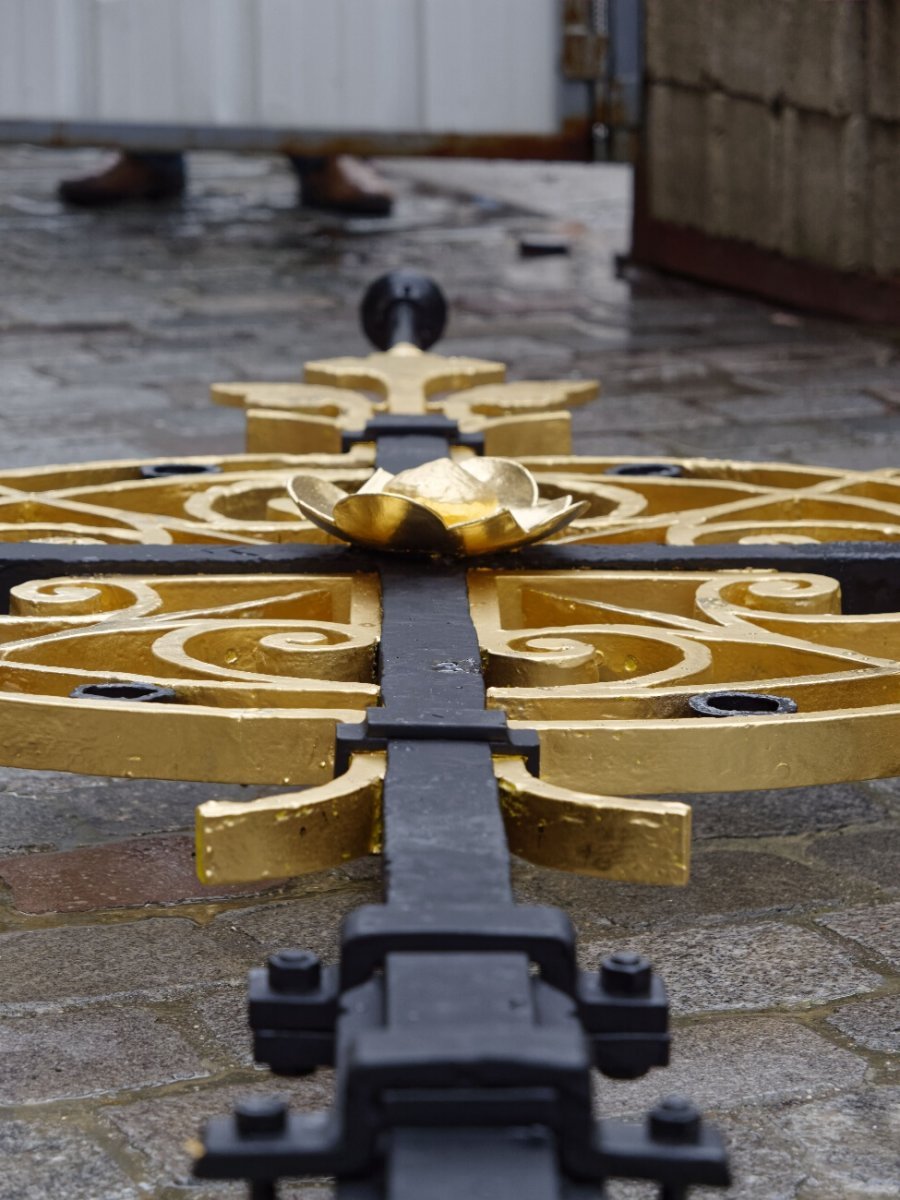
[300,156,394,217]
[58,154,186,207]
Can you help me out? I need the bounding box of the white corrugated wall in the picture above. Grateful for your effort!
[0,0,560,132]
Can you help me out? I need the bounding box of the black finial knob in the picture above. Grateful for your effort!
[360,270,448,350]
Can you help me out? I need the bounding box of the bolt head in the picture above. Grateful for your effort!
[235,1095,288,1136]
[648,1095,701,1143]
[600,951,652,995]
[267,949,321,993]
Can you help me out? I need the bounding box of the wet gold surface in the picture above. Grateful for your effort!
[4,341,900,889]
[469,569,900,794]
[0,574,379,783]
[1,450,899,549]
[0,338,897,547]
[2,566,900,888]
[288,457,587,555]
[197,752,385,885]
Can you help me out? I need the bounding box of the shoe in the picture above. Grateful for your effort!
[300,156,394,217]
[58,153,186,207]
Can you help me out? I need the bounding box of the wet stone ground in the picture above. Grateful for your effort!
[0,146,899,1199]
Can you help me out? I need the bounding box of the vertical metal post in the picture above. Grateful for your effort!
[606,0,644,160]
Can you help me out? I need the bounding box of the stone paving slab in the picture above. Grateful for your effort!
[687,781,889,840]
[819,902,900,969]
[513,847,880,934]
[0,1118,142,1200]
[176,984,257,1070]
[805,827,900,892]
[99,1078,334,1200]
[826,993,900,1055]
[593,1015,869,1116]
[0,834,284,913]
[219,885,383,964]
[783,1087,900,1199]
[0,147,897,1199]
[0,769,288,855]
[609,1090,900,1200]
[582,921,884,1014]
[0,918,250,1010]
[0,1004,209,1103]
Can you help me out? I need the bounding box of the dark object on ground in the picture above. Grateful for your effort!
[58,152,186,206]
[300,155,394,217]
[58,151,394,216]
[519,233,571,256]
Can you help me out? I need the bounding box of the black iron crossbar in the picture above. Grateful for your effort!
[1,540,899,615]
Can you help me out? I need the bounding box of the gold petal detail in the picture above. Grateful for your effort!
[385,459,501,524]
[286,477,349,540]
[334,492,456,553]
[461,456,539,507]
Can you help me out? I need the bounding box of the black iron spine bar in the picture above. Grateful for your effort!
[194,275,730,1199]
[377,565,513,907]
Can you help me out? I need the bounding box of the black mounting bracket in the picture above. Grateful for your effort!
[334,706,540,776]
[340,413,484,474]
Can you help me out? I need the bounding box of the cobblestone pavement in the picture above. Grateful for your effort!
[0,146,899,1200]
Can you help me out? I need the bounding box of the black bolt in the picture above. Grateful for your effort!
[648,1095,701,1143]
[601,951,652,996]
[267,949,321,992]
[235,1096,288,1136]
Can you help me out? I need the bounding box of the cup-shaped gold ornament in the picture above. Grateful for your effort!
[288,457,588,555]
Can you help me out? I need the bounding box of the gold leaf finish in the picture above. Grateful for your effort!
[469,569,900,794]
[197,752,385,885]
[494,757,691,886]
[304,343,505,415]
[0,334,898,550]
[4,336,900,892]
[288,458,588,555]
[0,574,379,783]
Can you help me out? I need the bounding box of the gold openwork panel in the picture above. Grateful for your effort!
[0,573,380,784]
[4,346,898,892]
[469,568,900,795]
[521,459,900,547]
[1,567,899,890]
[0,569,693,889]
[2,453,899,549]
[0,334,897,548]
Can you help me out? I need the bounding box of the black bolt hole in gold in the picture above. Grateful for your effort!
[140,463,223,479]
[689,691,798,717]
[70,681,179,704]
